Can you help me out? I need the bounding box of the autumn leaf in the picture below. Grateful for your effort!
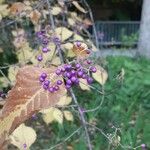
[51,6,62,15]
[92,65,108,85]
[10,2,25,15]
[63,111,73,121]
[79,78,90,91]
[10,124,37,150]
[0,66,66,148]
[72,42,90,59]
[29,9,41,25]
[55,27,73,41]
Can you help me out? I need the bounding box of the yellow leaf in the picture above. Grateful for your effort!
[62,43,73,50]
[92,65,108,85]
[0,77,9,88]
[42,108,55,124]
[67,49,75,58]
[51,56,61,66]
[57,95,72,106]
[68,18,75,26]
[73,34,84,41]
[72,1,86,13]
[79,78,90,91]
[63,111,73,121]
[53,108,63,124]
[55,27,73,41]
[0,4,10,17]
[8,66,19,84]
[10,124,37,150]
[51,6,61,15]
[29,9,41,25]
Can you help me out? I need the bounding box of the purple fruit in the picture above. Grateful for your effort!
[75,63,81,69]
[54,85,59,91]
[66,84,71,89]
[71,76,77,82]
[49,87,54,93]
[87,77,93,84]
[57,80,63,85]
[55,69,61,75]
[77,71,83,77]
[44,80,50,86]
[39,76,45,82]
[66,72,72,78]
[42,47,48,53]
[43,84,48,90]
[37,55,43,61]
[41,73,47,79]
[66,79,72,85]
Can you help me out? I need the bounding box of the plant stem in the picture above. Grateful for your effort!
[46,1,92,149]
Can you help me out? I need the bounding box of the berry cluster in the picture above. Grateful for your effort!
[36,30,50,62]
[55,60,97,89]
[39,72,63,93]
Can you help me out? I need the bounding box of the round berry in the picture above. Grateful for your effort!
[76,41,81,47]
[87,77,93,84]
[44,80,50,86]
[75,63,81,69]
[87,59,92,64]
[61,67,65,72]
[41,73,47,79]
[82,74,87,79]
[75,78,79,85]
[66,72,72,78]
[77,71,83,77]
[86,49,91,54]
[90,66,97,73]
[57,80,63,85]
[42,47,48,53]
[43,84,48,90]
[65,64,72,71]
[71,76,77,83]
[55,69,61,75]
[39,76,45,82]
[66,79,72,85]
[54,85,59,91]
[37,55,43,61]
[49,87,54,93]
[71,70,76,75]
[66,84,71,89]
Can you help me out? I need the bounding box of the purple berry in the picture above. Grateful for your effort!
[42,47,48,53]
[71,76,77,83]
[76,41,81,47]
[66,84,71,89]
[65,64,72,71]
[37,55,43,61]
[87,59,92,64]
[90,66,97,73]
[39,76,45,82]
[55,69,61,75]
[75,63,81,69]
[41,73,47,79]
[49,87,54,93]
[61,67,65,72]
[44,80,50,86]
[43,84,48,90]
[66,72,72,78]
[86,49,91,54]
[71,70,76,75]
[82,74,87,79]
[54,85,59,91]
[77,71,83,77]
[57,80,63,85]
[66,79,72,85]
[87,77,93,84]
[75,78,79,85]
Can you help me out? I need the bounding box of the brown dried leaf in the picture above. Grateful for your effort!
[72,1,87,13]
[72,42,90,59]
[29,9,41,25]
[10,2,25,15]
[0,66,66,148]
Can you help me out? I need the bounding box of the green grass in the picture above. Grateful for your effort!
[26,56,150,149]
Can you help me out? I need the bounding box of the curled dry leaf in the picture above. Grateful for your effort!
[0,66,66,148]
[72,1,87,13]
[0,4,10,17]
[68,18,75,26]
[10,123,37,150]
[72,42,90,59]
[92,65,108,85]
[56,95,72,106]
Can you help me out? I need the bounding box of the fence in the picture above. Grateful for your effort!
[95,21,140,48]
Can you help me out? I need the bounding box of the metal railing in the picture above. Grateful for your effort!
[95,21,140,47]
